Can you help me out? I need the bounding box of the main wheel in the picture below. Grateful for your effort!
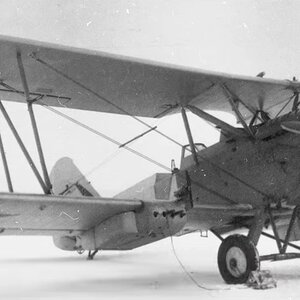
[217,234,260,284]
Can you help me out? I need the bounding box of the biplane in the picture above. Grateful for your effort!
[0,34,300,284]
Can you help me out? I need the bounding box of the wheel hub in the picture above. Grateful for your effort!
[229,258,237,268]
[226,246,247,278]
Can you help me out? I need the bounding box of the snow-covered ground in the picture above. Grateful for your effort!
[1,232,299,299]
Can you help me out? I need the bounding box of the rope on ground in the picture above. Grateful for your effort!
[166,217,231,291]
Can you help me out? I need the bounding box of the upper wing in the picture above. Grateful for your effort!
[0,34,299,119]
[0,192,141,236]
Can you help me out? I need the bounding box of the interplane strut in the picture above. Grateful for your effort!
[16,51,52,194]
[0,133,13,192]
[0,100,49,193]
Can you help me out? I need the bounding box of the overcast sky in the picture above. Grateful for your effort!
[0,0,299,195]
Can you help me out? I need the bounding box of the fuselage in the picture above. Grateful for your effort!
[56,111,300,252]
[176,111,300,233]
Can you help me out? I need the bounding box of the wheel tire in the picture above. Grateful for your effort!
[217,234,260,284]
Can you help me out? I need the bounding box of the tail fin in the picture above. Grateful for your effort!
[50,157,100,197]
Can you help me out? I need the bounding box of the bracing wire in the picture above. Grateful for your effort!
[41,104,171,172]
[80,114,175,180]
[80,149,121,179]
[43,103,173,186]
[274,94,295,118]
[30,52,271,202]
[30,55,268,200]
[31,54,184,149]
[61,149,122,191]
[41,103,270,204]
[41,103,240,205]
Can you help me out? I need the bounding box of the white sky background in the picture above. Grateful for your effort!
[0,0,299,195]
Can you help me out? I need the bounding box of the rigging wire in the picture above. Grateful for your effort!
[41,103,239,204]
[61,149,122,192]
[47,108,175,187]
[41,103,269,203]
[274,94,295,118]
[80,110,178,180]
[31,54,184,149]
[187,115,269,198]
[31,51,275,201]
[6,55,268,200]
[80,149,121,179]
[41,104,171,172]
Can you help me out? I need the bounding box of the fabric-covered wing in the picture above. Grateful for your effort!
[0,193,142,236]
[0,35,299,119]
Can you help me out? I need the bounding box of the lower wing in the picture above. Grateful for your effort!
[0,192,142,236]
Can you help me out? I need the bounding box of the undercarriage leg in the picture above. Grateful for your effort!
[247,207,266,245]
[217,208,266,284]
[218,234,260,284]
[87,250,99,260]
[281,206,299,253]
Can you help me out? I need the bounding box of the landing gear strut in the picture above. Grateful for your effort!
[87,250,99,260]
[216,205,300,284]
[217,234,260,284]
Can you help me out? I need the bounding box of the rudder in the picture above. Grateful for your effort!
[50,157,100,197]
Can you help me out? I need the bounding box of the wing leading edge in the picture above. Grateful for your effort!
[0,35,299,119]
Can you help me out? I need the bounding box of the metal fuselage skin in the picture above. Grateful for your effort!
[177,113,300,232]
